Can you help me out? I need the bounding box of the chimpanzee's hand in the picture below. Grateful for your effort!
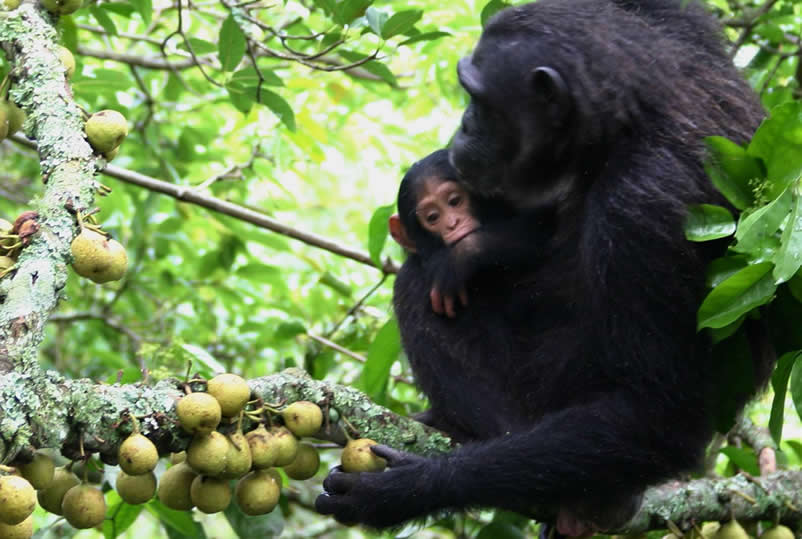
[429,235,481,317]
[315,445,435,528]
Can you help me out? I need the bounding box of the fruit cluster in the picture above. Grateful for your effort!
[663,520,795,539]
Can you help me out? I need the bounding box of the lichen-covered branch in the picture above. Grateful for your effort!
[0,368,452,466]
[0,3,105,373]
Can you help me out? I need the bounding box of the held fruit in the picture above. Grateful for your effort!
[17,452,55,490]
[157,462,196,510]
[71,228,128,284]
[282,443,320,480]
[37,467,80,514]
[118,433,158,475]
[176,392,221,435]
[236,469,280,515]
[269,426,299,467]
[186,431,228,476]
[341,439,386,473]
[190,476,232,513]
[282,401,323,438]
[207,373,250,416]
[0,475,35,525]
[61,484,107,529]
[115,471,156,505]
[85,109,128,153]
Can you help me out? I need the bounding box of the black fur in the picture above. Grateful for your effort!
[316,0,767,530]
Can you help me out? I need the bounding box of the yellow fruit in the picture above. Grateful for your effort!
[186,431,228,476]
[283,443,320,480]
[236,470,280,515]
[118,433,158,475]
[0,104,9,140]
[61,484,106,529]
[17,452,55,490]
[85,109,128,153]
[341,439,386,473]
[0,515,32,539]
[104,147,119,161]
[37,467,79,514]
[269,426,299,467]
[221,431,252,479]
[1,0,21,10]
[207,373,250,417]
[71,228,128,283]
[5,101,24,136]
[714,520,748,539]
[246,425,279,469]
[282,401,323,438]
[157,462,196,510]
[0,256,15,272]
[115,470,156,505]
[170,451,186,464]
[190,476,231,513]
[40,0,81,14]
[56,46,75,79]
[762,526,794,539]
[0,475,35,525]
[176,392,221,435]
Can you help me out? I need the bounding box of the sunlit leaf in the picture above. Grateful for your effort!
[705,136,762,210]
[368,204,394,267]
[90,6,118,36]
[381,10,423,39]
[684,204,735,242]
[749,101,802,201]
[770,351,800,444]
[399,31,451,46]
[360,318,401,403]
[336,0,373,25]
[219,15,247,72]
[697,261,776,329]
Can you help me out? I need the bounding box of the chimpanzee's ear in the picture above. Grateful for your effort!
[531,66,572,119]
[389,214,417,253]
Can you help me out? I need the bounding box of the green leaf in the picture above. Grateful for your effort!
[770,351,800,444]
[72,69,133,92]
[697,261,776,329]
[380,10,422,39]
[339,50,397,86]
[275,321,306,340]
[319,271,351,297]
[180,344,226,377]
[476,522,526,539]
[360,318,401,402]
[129,0,152,25]
[219,15,247,72]
[368,203,394,267]
[749,101,802,201]
[481,0,511,27]
[398,31,451,47]
[256,88,296,131]
[228,66,283,88]
[365,7,388,35]
[147,500,206,537]
[179,38,217,56]
[336,0,373,25]
[225,502,284,538]
[684,204,736,242]
[720,446,760,475]
[90,6,118,36]
[791,357,802,429]
[733,187,791,256]
[704,136,762,210]
[774,191,802,283]
[103,491,142,538]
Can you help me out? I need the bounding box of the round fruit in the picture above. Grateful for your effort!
[236,469,280,516]
[17,452,55,490]
[269,426,299,467]
[104,147,119,161]
[118,433,158,475]
[246,425,278,469]
[0,515,32,539]
[283,443,320,480]
[341,438,386,473]
[282,401,323,438]
[0,475,35,525]
[40,0,81,15]
[176,392,221,435]
[207,373,250,417]
[157,462,196,510]
[85,110,128,153]
[1,0,21,10]
[762,526,794,539]
[221,431,252,479]
[61,484,106,529]
[0,104,9,140]
[71,228,128,284]
[714,520,748,539]
[56,46,75,79]
[5,101,24,136]
[190,476,231,513]
[170,451,186,464]
[37,467,79,514]
[186,431,228,476]
[115,470,156,505]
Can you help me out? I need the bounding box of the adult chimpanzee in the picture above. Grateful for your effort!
[388,149,546,318]
[316,0,768,533]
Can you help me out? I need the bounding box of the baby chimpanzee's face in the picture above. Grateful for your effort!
[415,178,479,246]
